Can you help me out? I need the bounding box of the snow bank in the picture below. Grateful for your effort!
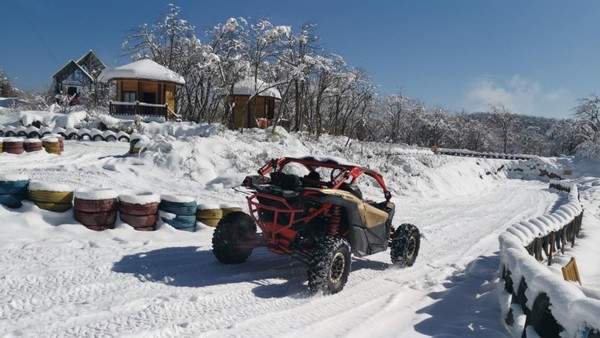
[19,110,87,129]
[74,189,119,200]
[160,194,195,203]
[498,183,600,336]
[0,173,29,181]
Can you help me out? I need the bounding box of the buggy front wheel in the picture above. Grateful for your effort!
[390,223,420,267]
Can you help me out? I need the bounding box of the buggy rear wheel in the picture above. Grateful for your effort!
[390,223,420,267]
[307,236,351,295]
[212,211,257,264]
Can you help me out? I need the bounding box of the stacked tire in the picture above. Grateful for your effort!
[42,136,61,154]
[74,189,119,231]
[220,203,243,217]
[28,181,73,212]
[197,204,223,227]
[159,194,198,232]
[119,192,160,231]
[3,138,24,154]
[24,138,43,152]
[0,174,29,208]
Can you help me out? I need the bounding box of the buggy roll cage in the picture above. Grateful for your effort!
[257,156,392,201]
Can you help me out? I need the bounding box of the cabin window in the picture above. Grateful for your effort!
[67,87,78,96]
[142,92,156,104]
[122,91,136,102]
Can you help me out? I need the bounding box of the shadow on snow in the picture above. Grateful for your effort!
[112,246,389,299]
[413,254,509,338]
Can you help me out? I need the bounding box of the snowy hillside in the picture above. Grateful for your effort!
[0,122,593,337]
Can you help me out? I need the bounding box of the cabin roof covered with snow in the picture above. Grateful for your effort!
[98,59,185,85]
[53,50,104,81]
[232,78,281,99]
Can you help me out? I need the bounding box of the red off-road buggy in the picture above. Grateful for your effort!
[212,156,420,294]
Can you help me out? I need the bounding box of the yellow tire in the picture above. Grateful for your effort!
[43,143,61,154]
[197,208,223,219]
[221,207,242,217]
[198,217,220,227]
[29,190,73,204]
[34,201,72,212]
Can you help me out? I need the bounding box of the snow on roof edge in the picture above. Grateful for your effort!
[98,59,185,85]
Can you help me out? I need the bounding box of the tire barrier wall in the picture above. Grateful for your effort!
[28,181,74,212]
[197,204,224,227]
[0,175,29,208]
[1,175,240,233]
[159,195,198,232]
[0,125,131,143]
[498,183,600,337]
[74,189,119,231]
[436,147,533,160]
[119,193,160,231]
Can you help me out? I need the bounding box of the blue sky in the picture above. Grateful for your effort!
[1,0,600,118]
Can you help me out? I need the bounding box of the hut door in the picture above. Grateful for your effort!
[165,86,175,111]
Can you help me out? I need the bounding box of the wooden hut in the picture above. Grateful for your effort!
[98,59,185,120]
[231,78,281,129]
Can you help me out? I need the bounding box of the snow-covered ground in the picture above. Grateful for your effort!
[0,123,587,337]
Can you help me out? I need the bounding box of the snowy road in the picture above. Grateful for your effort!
[0,167,558,338]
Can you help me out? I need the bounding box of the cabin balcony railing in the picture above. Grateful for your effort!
[109,100,169,118]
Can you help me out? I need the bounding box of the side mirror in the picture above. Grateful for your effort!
[384,190,392,201]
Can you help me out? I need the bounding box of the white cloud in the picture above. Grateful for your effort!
[464,75,572,117]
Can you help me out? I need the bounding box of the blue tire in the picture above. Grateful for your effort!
[159,200,197,216]
[0,180,29,195]
[162,214,197,230]
[0,193,25,208]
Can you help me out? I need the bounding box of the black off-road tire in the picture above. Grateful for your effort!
[307,236,351,295]
[212,211,257,264]
[390,223,420,267]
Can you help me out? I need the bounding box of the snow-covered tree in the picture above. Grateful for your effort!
[0,68,15,97]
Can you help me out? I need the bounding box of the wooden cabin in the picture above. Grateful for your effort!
[52,50,105,103]
[98,59,185,120]
[231,78,281,129]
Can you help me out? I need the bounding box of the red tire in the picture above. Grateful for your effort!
[119,201,159,216]
[74,209,117,230]
[74,198,118,213]
[4,142,24,154]
[120,212,158,228]
[24,144,43,152]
